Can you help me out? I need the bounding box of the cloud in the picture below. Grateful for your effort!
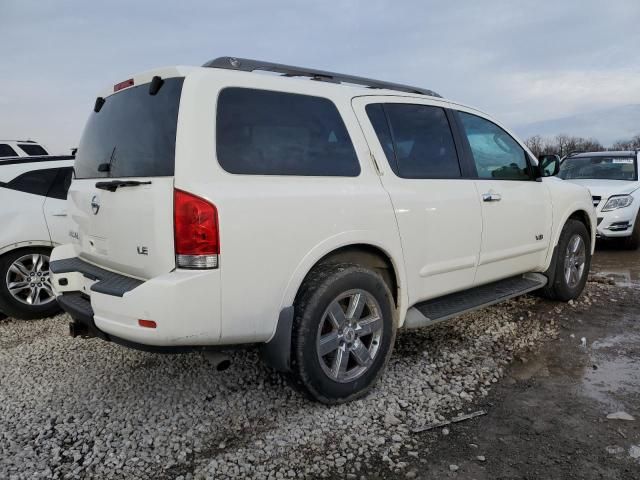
[1,0,639,153]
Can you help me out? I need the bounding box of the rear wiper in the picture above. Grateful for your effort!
[95,180,152,192]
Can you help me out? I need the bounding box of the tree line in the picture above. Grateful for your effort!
[524,133,640,157]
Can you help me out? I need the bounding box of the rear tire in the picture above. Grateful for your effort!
[0,248,61,320]
[623,211,640,250]
[290,263,396,404]
[540,220,591,301]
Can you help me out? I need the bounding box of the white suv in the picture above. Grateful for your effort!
[50,57,595,403]
[0,156,74,319]
[557,151,640,249]
[0,140,49,159]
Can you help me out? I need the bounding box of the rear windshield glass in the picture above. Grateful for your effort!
[74,77,184,179]
[18,144,48,156]
[558,156,638,181]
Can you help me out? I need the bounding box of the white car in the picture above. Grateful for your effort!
[0,140,49,159]
[0,156,74,319]
[50,57,595,403]
[558,151,640,249]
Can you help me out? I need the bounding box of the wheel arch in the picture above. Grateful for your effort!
[0,241,55,258]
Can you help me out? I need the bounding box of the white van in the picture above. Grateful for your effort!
[51,57,595,403]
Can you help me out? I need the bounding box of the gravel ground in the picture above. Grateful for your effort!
[1,283,606,480]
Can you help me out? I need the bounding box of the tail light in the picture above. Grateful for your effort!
[174,189,219,269]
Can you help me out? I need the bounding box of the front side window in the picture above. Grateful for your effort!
[558,156,638,181]
[366,103,460,179]
[458,112,530,180]
[216,88,360,176]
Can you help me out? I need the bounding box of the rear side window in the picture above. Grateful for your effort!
[216,88,360,176]
[47,167,74,200]
[0,144,18,157]
[74,77,184,179]
[458,112,530,180]
[1,168,59,197]
[18,144,48,156]
[366,103,461,179]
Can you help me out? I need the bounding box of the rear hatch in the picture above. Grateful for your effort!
[69,74,184,279]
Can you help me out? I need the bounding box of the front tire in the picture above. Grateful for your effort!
[541,220,591,301]
[290,264,396,404]
[0,248,61,320]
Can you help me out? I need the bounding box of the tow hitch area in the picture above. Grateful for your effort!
[69,321,92,338]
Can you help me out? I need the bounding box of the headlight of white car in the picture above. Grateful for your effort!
[601,195,633,212]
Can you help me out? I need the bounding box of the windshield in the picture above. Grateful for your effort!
[74,77,184,179]
[558,156,638,181]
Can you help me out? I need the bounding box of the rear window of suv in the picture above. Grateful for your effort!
[74,77,184,179]
[18,144,48,156]
[216,88,360,176]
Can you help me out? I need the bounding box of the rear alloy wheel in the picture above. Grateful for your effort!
[291,264,396,404]
[0,249,61,320]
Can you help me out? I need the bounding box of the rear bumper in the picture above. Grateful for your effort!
[50,245,224,347]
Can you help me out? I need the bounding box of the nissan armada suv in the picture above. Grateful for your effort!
[51,57,595,404]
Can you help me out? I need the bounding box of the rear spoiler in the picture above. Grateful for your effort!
[0,155,75,167]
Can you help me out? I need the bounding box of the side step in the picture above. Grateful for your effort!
[403,273,547,329]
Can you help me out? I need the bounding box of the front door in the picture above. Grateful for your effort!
[454,111,552,284]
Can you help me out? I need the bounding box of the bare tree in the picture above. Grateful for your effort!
[612,134,640,150]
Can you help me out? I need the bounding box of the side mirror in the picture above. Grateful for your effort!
[538,154,560,177]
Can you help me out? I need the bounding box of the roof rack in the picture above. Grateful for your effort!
[202,57,442,98]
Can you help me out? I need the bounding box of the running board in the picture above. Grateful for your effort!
[403,273,547,329]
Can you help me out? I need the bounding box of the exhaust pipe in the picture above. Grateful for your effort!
[204,352,232,371]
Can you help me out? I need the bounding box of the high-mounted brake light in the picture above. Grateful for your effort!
[174,189,219,269]
[114,78,134,92]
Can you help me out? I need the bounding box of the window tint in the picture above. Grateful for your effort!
[367,103,460,179]
[0,144,18,157]
[216,88,360,176]
[75,77,184,179]
[458,112,530,180]
[47,167,74,200]
[365,104,395,165]
[1,168,59,197]
[18,143,48,156]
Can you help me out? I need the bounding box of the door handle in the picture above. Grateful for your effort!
[52,211,68,217]
[482,193,502,202]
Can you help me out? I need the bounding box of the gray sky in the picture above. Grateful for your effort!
[2,0,639,154]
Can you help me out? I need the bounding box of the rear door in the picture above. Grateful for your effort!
[68,76,184,280]
[453,110,552,284]
[353,97,482,304]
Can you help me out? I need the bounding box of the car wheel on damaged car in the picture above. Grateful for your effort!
[0,248,60,320]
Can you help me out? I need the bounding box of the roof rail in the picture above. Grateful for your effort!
[566,150,584,157]
[202,57,442,98]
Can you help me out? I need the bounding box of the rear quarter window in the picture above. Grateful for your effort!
[18,144,48,156]
[1,168,60,197]
[216,88,360,176]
